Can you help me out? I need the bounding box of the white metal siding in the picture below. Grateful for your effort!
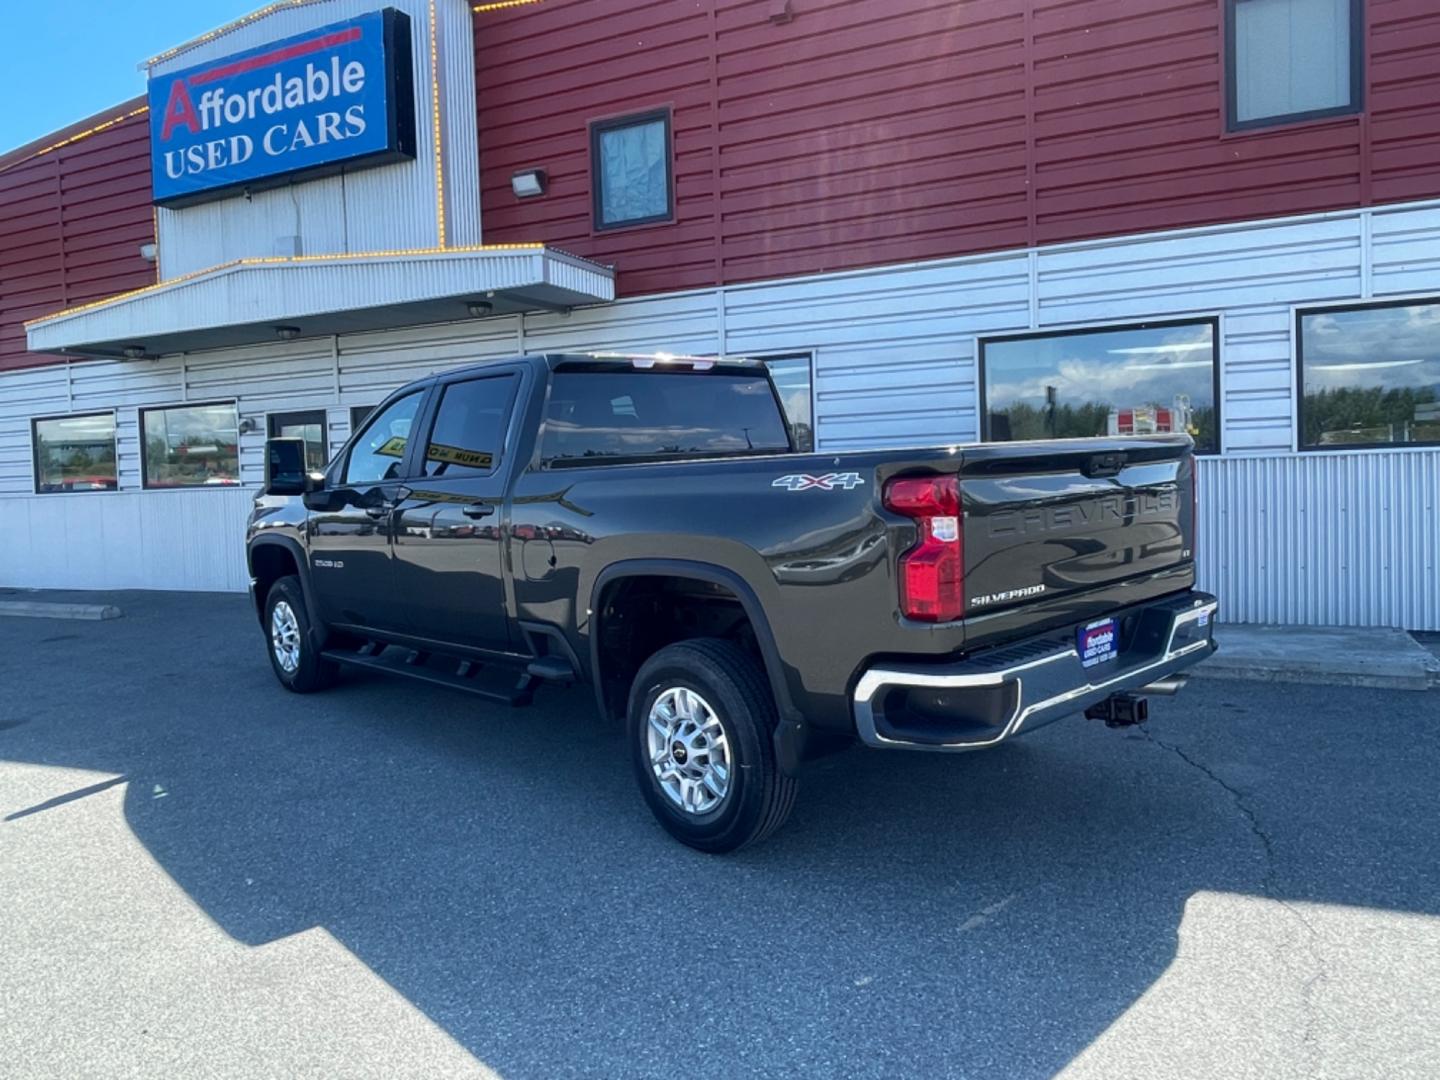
[1371,204,1440,297]
[4,197,1440,628]
[3,487,253,593]
[1037,216,1364,455]
[1198,451,1440,629]
[725,256,1029,451]
[0,366,69,496]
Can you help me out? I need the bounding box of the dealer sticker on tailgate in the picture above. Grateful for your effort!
[1078,618,1119,669]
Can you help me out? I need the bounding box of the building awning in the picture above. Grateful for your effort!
[26,245,615,360]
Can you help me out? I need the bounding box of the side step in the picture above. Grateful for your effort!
[323,644,538,706]
[526,656,575,684]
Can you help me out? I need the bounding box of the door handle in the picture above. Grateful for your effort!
[364,504,393,519]
[462,502,496,519]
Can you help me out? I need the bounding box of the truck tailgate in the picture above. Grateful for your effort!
[959,436,1195,620]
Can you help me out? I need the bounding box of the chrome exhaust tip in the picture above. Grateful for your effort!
[1138,674,1189,696]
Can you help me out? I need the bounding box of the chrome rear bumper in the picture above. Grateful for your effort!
[853,593,1218,752]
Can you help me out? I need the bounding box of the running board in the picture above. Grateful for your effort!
[323,645,537,706]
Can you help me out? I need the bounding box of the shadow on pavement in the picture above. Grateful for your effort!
[2,591,1437,1077]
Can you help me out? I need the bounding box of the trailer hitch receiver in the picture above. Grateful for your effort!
[1085,692,1149,728]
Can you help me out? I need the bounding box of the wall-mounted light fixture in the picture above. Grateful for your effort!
[511,168,547,199]
[238,417,258,435]
[139,243,158,263]
[467,300,494,318]
[275,326,301,341]
[122,345,148,360]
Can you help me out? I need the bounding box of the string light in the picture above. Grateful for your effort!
[144,0,324,67]
[429,0,446,249]
[0,106,149,175]
[473,0,544,11]
[151,207,161,282]
[26,244,570,327]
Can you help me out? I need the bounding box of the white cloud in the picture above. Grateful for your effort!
[990,355,1212,409]
[1309,359,1426,372]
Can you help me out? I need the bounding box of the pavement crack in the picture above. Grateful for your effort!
[1142,726,1331,1066]
[1142,728,1277,883]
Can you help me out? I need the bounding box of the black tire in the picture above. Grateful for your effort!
[263,575,339,693]
[628,638,798,853]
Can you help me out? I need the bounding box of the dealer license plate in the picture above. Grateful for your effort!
[1078,618,1119,669]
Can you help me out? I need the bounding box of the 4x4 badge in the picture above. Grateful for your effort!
[772,472,865,491]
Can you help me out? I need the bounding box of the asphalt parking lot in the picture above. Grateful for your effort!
[2,592,1438,1079]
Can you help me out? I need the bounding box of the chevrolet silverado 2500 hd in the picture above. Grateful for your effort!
[248,353,1218,851]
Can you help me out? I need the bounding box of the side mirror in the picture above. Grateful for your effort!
[264,438,322,497]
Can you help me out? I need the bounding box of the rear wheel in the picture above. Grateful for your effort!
[628,638,797,852]
[264,576,338,693]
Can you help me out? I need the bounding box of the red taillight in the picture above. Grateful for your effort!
[884,474,964,622]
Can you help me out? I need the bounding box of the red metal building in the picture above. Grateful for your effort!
[8,0,1439,370]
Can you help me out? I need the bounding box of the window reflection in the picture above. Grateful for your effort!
[542,370,791,464]
[1300,301,1440,448]
[345,392,422,485]
[763,355,814,452]
[423,375,516,478]
[142,403,240,488]
[982,321,1218,453]
[34,413,118,493]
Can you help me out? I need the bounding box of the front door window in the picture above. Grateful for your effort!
[345,392,423,485]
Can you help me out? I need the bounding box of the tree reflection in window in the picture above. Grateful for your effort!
[981,320,1219,453]
[34,413,118,493]
[1299,301,1440,449]
[141,403,240,488]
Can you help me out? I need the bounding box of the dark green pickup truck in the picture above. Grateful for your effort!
[247,353,1218,851]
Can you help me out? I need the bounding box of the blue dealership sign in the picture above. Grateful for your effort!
[148,9,415,207]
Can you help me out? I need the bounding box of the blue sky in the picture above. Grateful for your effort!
[1,1,255,153]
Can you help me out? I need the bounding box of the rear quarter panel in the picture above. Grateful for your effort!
[507,448,969,730]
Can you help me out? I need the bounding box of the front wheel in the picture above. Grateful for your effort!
[628,638,797,853]
[263,576,338,693]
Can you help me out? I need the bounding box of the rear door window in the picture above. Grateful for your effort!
[541,369,790,464]
[422,374,519,478]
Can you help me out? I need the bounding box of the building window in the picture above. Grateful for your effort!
[350,404,376,432]
[141,403,241,488]
[1226,0,1362,131]
[33,412,118,493]
[759,354,815,452]
[980,319,1220,454]
[1297,299,1440,450]
[591,110,672,230]
[267,410,328,471]
[421,374,518,477]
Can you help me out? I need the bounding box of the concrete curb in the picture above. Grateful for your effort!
[1191,625,1440,692]
[0,601,122,621]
